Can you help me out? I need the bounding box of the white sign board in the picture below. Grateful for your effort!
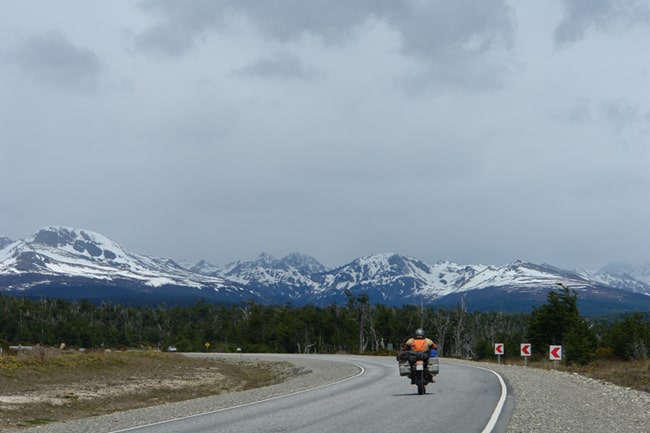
[549,345,562,361]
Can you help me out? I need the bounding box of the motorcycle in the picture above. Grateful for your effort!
[397,349,439,395]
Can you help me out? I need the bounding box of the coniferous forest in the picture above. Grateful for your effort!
[1,287,648,365]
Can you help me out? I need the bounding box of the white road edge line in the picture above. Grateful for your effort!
[472,364,508,433]
[108,363,365,433]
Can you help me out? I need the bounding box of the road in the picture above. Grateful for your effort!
[111,355,511,433]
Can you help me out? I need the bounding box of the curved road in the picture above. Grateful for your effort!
[111,355,511,433]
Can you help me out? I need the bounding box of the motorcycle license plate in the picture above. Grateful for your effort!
[416,362,424,371]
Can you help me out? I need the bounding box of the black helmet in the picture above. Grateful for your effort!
[414,328,425,339]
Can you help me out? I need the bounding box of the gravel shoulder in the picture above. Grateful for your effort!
[482,362,650,433]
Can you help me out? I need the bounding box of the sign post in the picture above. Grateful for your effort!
[549,345,562,369]
[520,343,531,366]
[494,343,504,365]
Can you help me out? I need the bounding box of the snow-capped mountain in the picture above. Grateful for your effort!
[205,253,650,313]
[0,236,13,250]
[421,260,650,314]
[184,259,221,275]
[212,252,328,302]
[309,253,447,303]
[0,227,259,304]
[596,262,650,286]
[304,256,649,308]
[630,263,650,285]
[1,227,650,314]
[577,269,650,295]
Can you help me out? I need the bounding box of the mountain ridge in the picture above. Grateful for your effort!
[2,226,650,314]
[0,226,261,304]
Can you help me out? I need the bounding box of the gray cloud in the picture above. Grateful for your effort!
[555,0,650,45]
[135,0,516,89]
[556,97,646,135]
[135,0,385,48]
[386,2,514,60]
[10,30,103,91]
[565,97,593,123]
[134,0,226,55]
[600,99,642,133]
[237,52,316,80]
[133,22,199,57]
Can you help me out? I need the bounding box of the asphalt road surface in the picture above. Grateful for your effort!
[110,355,511,433]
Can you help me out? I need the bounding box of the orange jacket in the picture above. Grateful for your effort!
[404,337,436,352]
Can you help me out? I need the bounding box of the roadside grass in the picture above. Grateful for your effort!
[22,418,55,426]
[561,359,650,393]
[0,350,298,431]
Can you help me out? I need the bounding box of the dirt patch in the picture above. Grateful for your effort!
[0,350,305,431]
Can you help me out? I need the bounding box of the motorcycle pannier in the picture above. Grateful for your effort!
[398,362,410,376]
[427,357,439,374]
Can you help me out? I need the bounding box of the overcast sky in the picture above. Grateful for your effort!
[1,1,648,270]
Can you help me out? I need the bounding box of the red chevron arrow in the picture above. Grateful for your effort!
[494,343,504,355]
[520,343,531,356]
[549,345,562,360]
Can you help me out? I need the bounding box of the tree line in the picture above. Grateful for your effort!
[0,287,648,365]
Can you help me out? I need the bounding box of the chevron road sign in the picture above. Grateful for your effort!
[549,345,562,361]
[494,343,505,365]
[520,343,531,356]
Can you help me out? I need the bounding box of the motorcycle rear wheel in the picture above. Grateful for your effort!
[416,371,426,395]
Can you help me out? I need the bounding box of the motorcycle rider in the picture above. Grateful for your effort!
[403,328,437,381]
[403,328,436,354]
